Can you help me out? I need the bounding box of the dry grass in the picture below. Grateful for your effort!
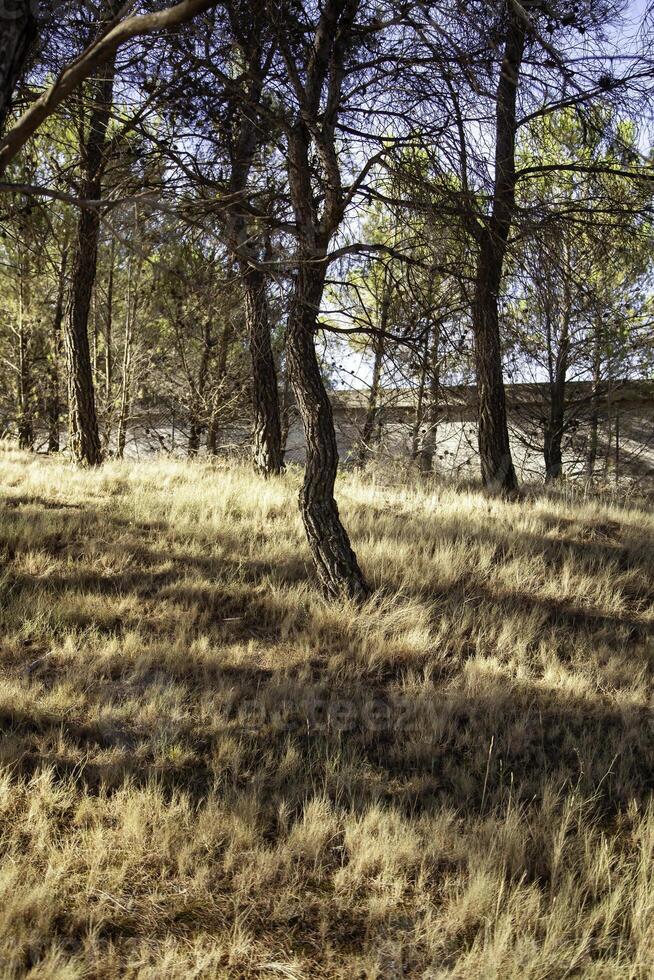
[1,445,654,978]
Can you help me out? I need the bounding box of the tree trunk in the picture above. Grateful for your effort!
[544,280,571,482]
[242,263,284,475]
[280,357,293,454]
[418,323,440,474]
[472,248,517,493]
[0,0,36,134]
[66,203,104,465]
[411,333,428,461]
[16,275,33,451]
[221,31,283,477]
[205,395,220,456]
[586,328,602,478]
[544,389,565,482]
[286,260,367,601]
[65,61,115,466]
[103,238,115,449]
[472,9,525,495]
[116,310,133,459]
[47,247,68,452]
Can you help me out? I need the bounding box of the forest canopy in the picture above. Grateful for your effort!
[1,0,654,597]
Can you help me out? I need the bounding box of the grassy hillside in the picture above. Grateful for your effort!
[1,446,653,978]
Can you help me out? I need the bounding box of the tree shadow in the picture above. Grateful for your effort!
[1,485,654,830]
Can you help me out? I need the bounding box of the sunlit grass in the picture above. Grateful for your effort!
[1,445,653,977]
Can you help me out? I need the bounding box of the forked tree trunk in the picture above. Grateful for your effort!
[472,9,525,496]
[47,248,68,452]
[65,60,115,466]
[286,261,367,601]
[0,0,36,134]
[243,264,284,475]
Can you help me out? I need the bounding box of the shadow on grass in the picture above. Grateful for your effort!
[1,490,654,826]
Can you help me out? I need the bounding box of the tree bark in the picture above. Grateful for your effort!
[0,0,36,134]
[65,60,115,466]
[66,204,104,465]
[242,264,284,474]
[281,0,366,599]
[544,384,565,481]
[47,247,68,452]
[472,8,525,495]
[473,248,517,493]
[286,259,367,601]
[218,22,284,477]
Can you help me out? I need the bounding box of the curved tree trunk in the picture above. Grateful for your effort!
[281,1,366,600]
[287,261,367,601]
[242,264,284,475]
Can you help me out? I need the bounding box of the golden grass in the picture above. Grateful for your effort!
[1,445,654,977]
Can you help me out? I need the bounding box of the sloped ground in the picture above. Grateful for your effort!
[1,447,654,978]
